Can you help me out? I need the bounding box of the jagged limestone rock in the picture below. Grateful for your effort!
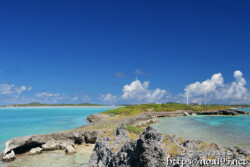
[88,124,167,167]
[88,124,250,167]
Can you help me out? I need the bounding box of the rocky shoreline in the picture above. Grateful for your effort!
[88,124,250,167]
[1,108,249,164]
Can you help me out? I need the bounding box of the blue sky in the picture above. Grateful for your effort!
[0,0,249,105]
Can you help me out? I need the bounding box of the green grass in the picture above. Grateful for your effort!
[103,103,250,116]
[126,125,144,134]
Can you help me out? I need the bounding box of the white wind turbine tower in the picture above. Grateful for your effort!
[204,87,208,106]
[205,92,207,106]
[186,89,189,105]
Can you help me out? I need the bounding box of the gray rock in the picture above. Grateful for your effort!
[235,147,250,157]
[29,147,43,155]
[88,124,250,167]
[59,140,75,150]
[113,123,130,145]
[2,129,98,161]
[84,131,98,144]
[42,140,60,151]
[88,137,113,167]
[196,109,249,116]
[2,150,15,162]
[134,126,167,167]
[182,140,198,150]
[65,145,76,154]
[88,125,167,167]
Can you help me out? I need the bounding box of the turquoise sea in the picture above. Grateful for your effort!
[0,106,117,152]
[153,108,250,149]
[0,107,249,167]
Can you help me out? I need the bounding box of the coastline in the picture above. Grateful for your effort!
[1,108,249,165]
[0,106,120,108]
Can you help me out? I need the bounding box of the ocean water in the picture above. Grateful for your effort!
[0,106,117,152]
[153,108,250,149]
[239,108,250,112]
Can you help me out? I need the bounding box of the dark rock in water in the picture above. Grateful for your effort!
[196,109,249,116]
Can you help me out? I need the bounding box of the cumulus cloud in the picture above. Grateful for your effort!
[72,94,91,103]
[0,83,32,104]
[0,84,32,95]
[215,71,247,100]
[34,92,63,103]
[185,70,249,104]
[185,73,224,96]
[98,93,117,104]
[98,79,169,104]
[121,79,169,104]
[34,92,60,98]
[114,72,128,78]
[134,69,143,75]
[32,92,92,104]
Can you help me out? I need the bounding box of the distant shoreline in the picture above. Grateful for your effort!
[0,102,111,108]
[0,105,118,108]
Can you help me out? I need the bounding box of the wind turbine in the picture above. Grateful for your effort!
[205,92,207,106]
[186,89,189,105]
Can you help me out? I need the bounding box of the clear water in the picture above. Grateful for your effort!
[239,108,250,112]
[0,106,117,151]
[2,144,95,167]
[153,108,250,149]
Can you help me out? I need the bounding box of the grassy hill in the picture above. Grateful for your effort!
[103,103,250,116]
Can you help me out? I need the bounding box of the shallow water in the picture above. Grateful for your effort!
[0,106,117,151]
[0,144,95,167]
[153,108,250,149]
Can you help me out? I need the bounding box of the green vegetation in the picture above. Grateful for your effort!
[2,102,107,107]
[126,125,144,134]
[104,103,250,116]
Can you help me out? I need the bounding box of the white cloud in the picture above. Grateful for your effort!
[34,92,63,103]
[121,79,168,104]
[72,94,91,103]
[73,97,79,102]
[134,69,143,75]
[185,73,224,96]
[114,72,128,78]
[34,92,60,98]
[98,79,169,104]
[215,71,247,100]
[98,93,117,104]
[0,84,32,95]
[185,70,249,104]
